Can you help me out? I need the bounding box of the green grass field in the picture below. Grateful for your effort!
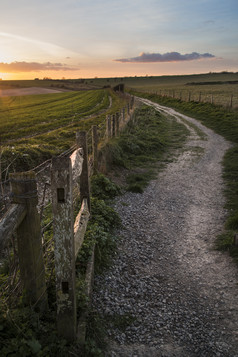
[0,90,108,142]
[2,72,237,108]
[0,88,128,173]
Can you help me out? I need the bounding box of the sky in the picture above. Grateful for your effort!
[0,0,237,80]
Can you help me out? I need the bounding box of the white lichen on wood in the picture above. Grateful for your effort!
[0,204,26,249]
[74,198,90,258]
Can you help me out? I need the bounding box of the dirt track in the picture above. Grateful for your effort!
[92,99,238,356]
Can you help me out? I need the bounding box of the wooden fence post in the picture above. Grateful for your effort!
[112,114,116,137]
[122,107,125,123]
[10,171,48,311]
[106,115,111,139]
[130,96,134,109]
[92,125,98,174]
[230,94,233,108]
[115,112,120,136]
[51,157,76,341]
[188,91,191,102]
[76,131,91,211]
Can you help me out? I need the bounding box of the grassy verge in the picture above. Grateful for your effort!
[100,104,189,193]
[129,90,238,262]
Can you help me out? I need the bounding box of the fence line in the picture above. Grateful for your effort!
[0,93,136,342]
[140,89,238,109]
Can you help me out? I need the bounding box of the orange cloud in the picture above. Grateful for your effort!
[0,61,78,73]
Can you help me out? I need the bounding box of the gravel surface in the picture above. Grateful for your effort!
[92,99,238,357]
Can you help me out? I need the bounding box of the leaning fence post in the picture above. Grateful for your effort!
[10,171,48,311]
[51,157,76,341]
[76,131,91,211]
[92,125,98,174]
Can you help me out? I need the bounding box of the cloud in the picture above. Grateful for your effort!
[0,61,77,73]
[114,51,215,63]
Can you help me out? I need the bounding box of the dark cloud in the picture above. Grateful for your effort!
[0,61,77,73]
[114,51,215,63]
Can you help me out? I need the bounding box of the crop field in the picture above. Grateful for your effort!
[2,72,237,108]
[91,72,238,109]
[0,88,128,173]
[0,90,108,142]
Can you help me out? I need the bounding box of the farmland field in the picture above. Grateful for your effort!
[0,88,128,173]
[0,90,108,142]
[2,72,237,108]
[91,72,238,108]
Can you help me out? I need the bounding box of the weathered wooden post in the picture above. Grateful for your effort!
[199,92,201,102]
[211,94,214,105]
[230,94,233,109]
[106,115,111,139]
[76,131,90,211]
[10,171,48,310]
[127,103,130,114]
[115,112,120,136]
[130,96,134,109]
[112,114,116,137]
[122,107,125,123]
[51,157,76,341]
[92,125,98,174]
[188,91,191,102]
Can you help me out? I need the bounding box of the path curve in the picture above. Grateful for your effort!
[92,99,238,357]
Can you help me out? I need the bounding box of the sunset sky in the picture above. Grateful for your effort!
[0,0,237,80]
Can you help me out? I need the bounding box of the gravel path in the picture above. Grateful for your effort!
[92,99,238,357]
